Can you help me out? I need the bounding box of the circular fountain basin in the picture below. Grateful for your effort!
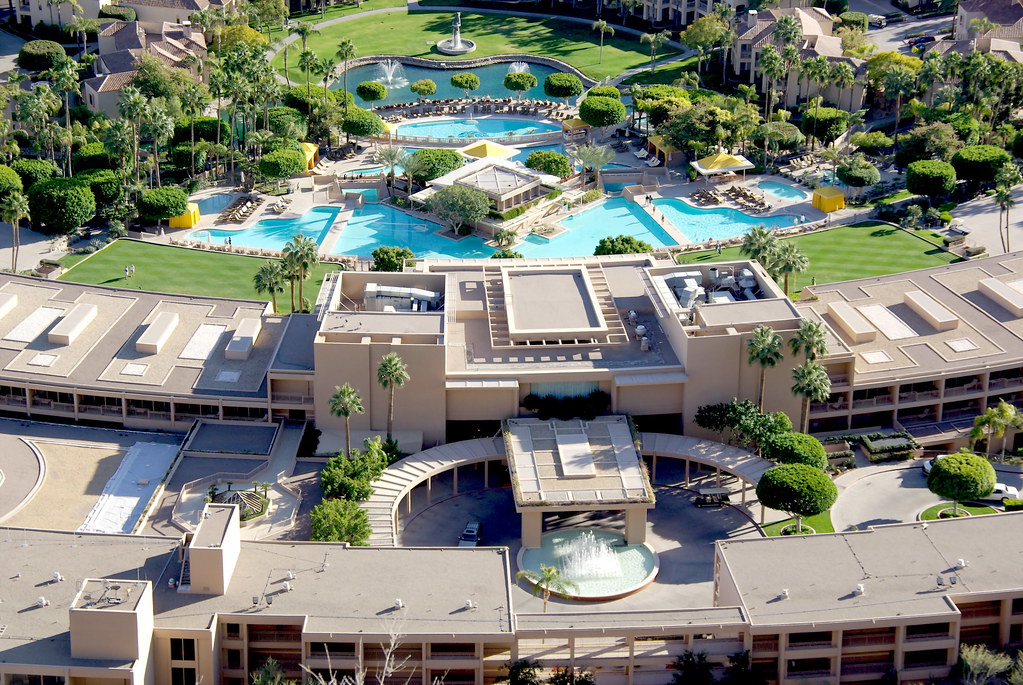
[517,528,659,601]
[437,38,476,55]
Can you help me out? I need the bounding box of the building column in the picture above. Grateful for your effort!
[652,454,658,483]
[453,465,459,495]
[426,475,432,504]
[521,510,543,548]
[685,459,690,486]
[484,460,490,489]
[624,508,647,544]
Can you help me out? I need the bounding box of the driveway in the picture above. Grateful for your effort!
[865,16,954,53]
[949,184,1023,256]
[0,28,25,75]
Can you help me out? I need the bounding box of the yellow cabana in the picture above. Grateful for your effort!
[562,117,590,131]
[648,135,683,166]
[168,202,200,229]
[691,152,755,176]
[812,186,846,213]
[455,140,519,160]
[301,142,319,171]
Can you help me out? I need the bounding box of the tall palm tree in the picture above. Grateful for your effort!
[747,325,783,411]
[996,162,1021,252]
[640,30,672,75]
[329,383,364,458]
[592,20,615,65]
[879,64,915,149]
[375,144,405,195]
[252,260,286,314]
[377,352,409,442]
[335,39,356,112]
[400,151,425,193]
[572,144,615,188]
[774,241,808,296]
[829,62,856,112]
[516,564,578,613]
[117,84,146,184]
[144,102,174,188]
[290,20,319,53]
[299,49,318,104]
[791,361,830,433]
[758,46,786,122]
[282,234,319,311]
[995,184,1015,254]
[790,318,828,364]
[66,15,98,59]
[739,224,778,267]
[774,14,801,46]
[276,36,293,89]
[0,191,30,272]
[180,83,210,178]
[970,400,1019,460]
[102,119,135,179]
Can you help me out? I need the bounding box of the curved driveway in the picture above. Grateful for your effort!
[0,431,44,523]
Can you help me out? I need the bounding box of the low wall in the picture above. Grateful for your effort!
[341,53,596,86]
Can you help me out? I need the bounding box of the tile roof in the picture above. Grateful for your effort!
[84,70,136,94]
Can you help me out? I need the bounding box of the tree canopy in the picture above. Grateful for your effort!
[259,149,306,180]
[756,463,838,530]
[543,73,584,103]
[525,150,573,178]
[309,498,371,545]
[137,187,188,223]
[763,433,828,469]
[27,178,95,235]
[594,234,653,255]
[372,246,415,272]
[409,148,463,182]
[906,160,956,198]
[578,96,627,129]
[355,81,388,104]
[927,452,996,514]
[504,72,538,99]
[341,107,385,138]
[426,185,490,234]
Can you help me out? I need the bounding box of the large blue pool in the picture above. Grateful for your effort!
[518,198,676,258]
[331,204,494,259]
[757,180,809,202]
[395,117,560,139]
[653,199,798,243]
[187,206,341,249]
[340,61,562,108]
[195,193,235,215]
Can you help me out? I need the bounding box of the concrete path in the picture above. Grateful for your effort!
[948,184,1023,256]
[0,28,26,76]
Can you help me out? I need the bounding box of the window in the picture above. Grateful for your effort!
[226,649,242,670]
[171,668,197,685]
[225,623,241,638]
[171,638,196,661]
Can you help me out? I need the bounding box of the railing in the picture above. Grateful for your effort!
[943,383,983,397]
[752,639,779,652]
[786,669,833,678]
[788,640,834,649]
[0,394,26,406]
[842,634,895,647]
[898,390,941,403]
[987,376,1023,390]
[958,605,1001,619]
[903,660,948,670]
[828,374,850,386]
[271,393,315,405]
[840,663,894,676]
[852,396,892,409]
[904,632,949,642]
[942,408,981,421]
[248,630,302,643]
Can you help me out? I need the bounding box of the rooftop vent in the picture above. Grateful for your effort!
[957,559,969,570]
[853,584,865,596]
[52,571,64,583]
[283,582,293,592]
[780,588,789,600]
[394,598,405,609]
[36,596,50,607]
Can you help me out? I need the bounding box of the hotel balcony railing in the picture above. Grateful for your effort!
[958,606,1001,619]
[903,660,948,670]
[0,394,26,406]
[904,632,949,642]
[248,630,303,642]
[852,396,892,409]
[828,374,850,386]
[811,400,848,413]
[752,639,779,652]
[787,669,833,678]
[271,393,314,405]
[898,390,940,403]
[842,634,895,647]
[840,663,894,676]
[942,408,981,422]
[788,640,835,650]
[943,383,983,397]
[987,377,1023,390]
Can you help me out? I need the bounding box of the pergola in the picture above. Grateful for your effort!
[647,135,684,166]
[691,152,755,179]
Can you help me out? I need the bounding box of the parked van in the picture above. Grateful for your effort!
[869,14,887,27]
[458,521,482,546]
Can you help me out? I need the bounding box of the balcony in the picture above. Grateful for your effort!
[904,632,949,643]
[248,630,302,643]
[898,390,940,403]
[271,393,314,405]
[828,374,850,387]
[943,381,983,397]
[842,634,895,648]
[787,669,833,679]
[958,606,1001,620]
[788,640,834,650]
[987,376,1023,391]
[852,396,892,409]
[0,394,26,406]
[840,663,893,676]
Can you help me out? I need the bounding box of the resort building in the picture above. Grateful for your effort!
[16,0,229,35]
[731,7,867,110]
[427,156,559,220]
[953,0,1023,42]
[2,503,1022,685]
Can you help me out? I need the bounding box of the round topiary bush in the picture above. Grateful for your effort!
[764,433,828,470]
[503,71,538,99]
[11,159,57,191]
[450,72,480,98]
[837,158,880,189]
[578,96,627,129]
[410,79,437,100]
[756,463,838,531]
[355,81,388,105]
[170,142,208,174]
[73,141,112,172]
[0,164,24,201]
[73,169,122,206]
[525,150,573,178]
[927,452,996,514]
[267,106,307,137]
[906,160,956,198]
[17,40,67,71]
[409,148,463,182]
[801,107,848,146]
[27,178,96,235]
[283,85,353,115]
[838,11,868,31]
[951,145,1012,183]
[137,187,188,223]
[259,148,307,181]
[340,107,385,139]
[587,85,621,100]
[544,73,584,104]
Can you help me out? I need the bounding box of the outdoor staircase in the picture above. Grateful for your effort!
[177,557,191,591]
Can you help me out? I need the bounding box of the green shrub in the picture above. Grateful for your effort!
[1014,131,1023,159]
[72,141,111,172]
[98,5,136,21]
[409,79,436,100]
[543,73,584,103]
[504,71,538,98]
[0,164,23,201]
[860,432,919,455]
[850,130,893,152]
[73,169,122,206]
[756,463,838,526]
[764,433,828,469]
[172,116,230,145]
[283,85,353,115]
[355,80,387,104]
[839,11,868,31]
[27,178,96,235]
[801,107,847,146]
[170,142,207,173]
[581,189,603,203]
[409,148,463,182]
[587,85,621,100]
[952,145,1012,183]
[578,96,627,129]
[867,450,913,463]
[341,107,385,139]
[906,160,956,198]
[11,159,56,190]
[1004,499,1023,512]
[545,188,563,200]
[17,40,66,71]
[371,245,415,271]
[266,106,307,136]
[594,234,652,255]
[259,148,306,180]
[137,187,188,223]
[525,150,572,178]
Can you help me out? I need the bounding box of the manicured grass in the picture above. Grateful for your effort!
[621,56,699,85]
[762,511,835,536]
[920,503,998,520]
[272,10,678,82]
[270,0,407,36]
[676,222,961,296]
[59,240,340,314]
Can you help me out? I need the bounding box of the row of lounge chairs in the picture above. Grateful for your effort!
[690,189,724,205]
[724,185,773,212]
[788,155,815,169]
[216,195,264,223]
[270,198,293,214]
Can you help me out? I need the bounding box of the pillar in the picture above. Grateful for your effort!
[484,460,490,488]
[453,465,459,495]
[624,508,647,544]
[521,510,543,548]
[652,454,658,483]
[426,475,432,504]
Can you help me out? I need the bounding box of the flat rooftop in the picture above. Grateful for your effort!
[505,416,654,507]
[191,503,236,548]
[0,275,282,399]
[717,512,1023,625]
[505,269,605,334]
[798,254,1023,383]
[74,578,148,612]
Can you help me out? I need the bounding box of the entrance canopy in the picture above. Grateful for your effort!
[813,186,845,213]
[691,152,755,176]
[456,140,519,160]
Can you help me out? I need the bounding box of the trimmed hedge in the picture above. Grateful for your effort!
[73,169,122,206]
[17,40,66,71]
[98,5,136,21]
[544,72,584,102]
[172,116,230,145]
[578,96,627,129]
[906,160,956,198]
[341,107,385,138]
[951,145,1012,183]
[267,106,307,136]
[72,141,111,172]
[0,165,23,201]
[1004,499,1023,512]
[839,11,868,31]
[801,107,847,146]
[283,85,354,115]
[525,150,572,178]
[137,187,188,223]
[587,85,621,100]
[11,159,56,190]
[27,178,96,235]
[860,432,919,455]
[259,148,306,180]
[764,433,828,470]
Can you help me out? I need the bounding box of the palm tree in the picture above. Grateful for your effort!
[377,352,409,442]
[252,260,286,314]
[640,30,672,75]
[996,162,1021,252]
[329,382,364,457]
[103,119,135,179]
[995,184,1015,254]
[758,46,786,122]
[276,36,293,89]
[879,64,915,149]
[144,102,174,188]
[774,242,808,295]
[401,151,425,193]
[181,83,210,178]
[299,49,318,104]
[572,144,615,188]
[968,16,997,38]
[791,361,830,433]
[66,15,98,59]
[117,84,146,184]
[282,234,319,311]
[375,144,405,195]
[774,14,801,46]
[291,20,319,52]
[516,564,578,613]
[747,325,783,411]
[592,20,615,64]
[739,225,778,266]
[316,57,337,111]
[790,318,828,364]
[335,39,356,111]
[829,62,857,112]
[0,191,30,272]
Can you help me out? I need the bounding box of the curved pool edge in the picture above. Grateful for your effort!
[515,529,661,602]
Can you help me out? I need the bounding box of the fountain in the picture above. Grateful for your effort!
[375,59,409,88]
[437,12,477,55]
[517,528,659,601]
[508,61,530,74]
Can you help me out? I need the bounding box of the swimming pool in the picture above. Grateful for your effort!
[517,198,676,258]
[757,181,809,202]
[653,199,798,243]
[396,117,561,140]
[341,61,562,108]
[344,188,380,202]
[187,206,341,249]
[331,204,494,259]
[195,193,235,215]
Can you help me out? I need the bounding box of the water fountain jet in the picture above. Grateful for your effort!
[508,61,530,74]
[375,59,409,88]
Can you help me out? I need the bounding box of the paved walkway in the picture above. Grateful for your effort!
[0,29,26,77]
[948,184,1023,256]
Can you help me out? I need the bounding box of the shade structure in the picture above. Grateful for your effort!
[455,140,519,160]
[812,186,845,213]
[562,117,590,131]
[169,202,200,229]
[301,142,319,170]
[648,135,683,166]
[691,152,755,176]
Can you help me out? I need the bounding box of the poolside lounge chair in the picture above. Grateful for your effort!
[645,157,662,167]
[633,149,649,159]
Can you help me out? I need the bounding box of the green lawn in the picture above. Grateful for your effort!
[762,512,835,536]
[273,10,678,82]
[621,55,699,85]
[677,222,961,296]
[920,503,998,520]
[59,241,340,314]
[269,0,407,37]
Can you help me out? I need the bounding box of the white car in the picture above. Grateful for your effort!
[977,483,1020,504]
[921,454,950,474]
